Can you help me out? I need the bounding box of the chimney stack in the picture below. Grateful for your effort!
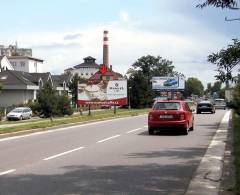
[103,30,109,67]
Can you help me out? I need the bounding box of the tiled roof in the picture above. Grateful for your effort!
[0,70,36,86]
[74,56,99,69]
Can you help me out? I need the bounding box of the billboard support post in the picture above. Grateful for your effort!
[88,105,91,116]
[114,105,116,115]
[171,91,174,100]
[128,86,132,109]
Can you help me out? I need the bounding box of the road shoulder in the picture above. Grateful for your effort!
[185,110,231,195]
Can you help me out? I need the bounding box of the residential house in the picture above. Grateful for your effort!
[0,70,69,107]
[0,56,14,71]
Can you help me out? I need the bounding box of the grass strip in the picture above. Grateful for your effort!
[0,108,149,135]
[233,112,240,194]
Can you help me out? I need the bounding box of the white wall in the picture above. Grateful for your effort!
[71,67,98,79]
[0,56,14,71]
[29,60,43,73]
[9,59,43,73]
[0,89,35,107]
[9,59,29,72]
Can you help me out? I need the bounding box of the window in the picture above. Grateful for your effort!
[11,62,16,67]
[86,73,89,76]
[20,61,25,67]
[153,102,180,110]
[184,103,191,112]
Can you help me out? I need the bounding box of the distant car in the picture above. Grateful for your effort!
[7,107,32,120]
[214,98,227,110]
[148,100,194,135]
[163,78,178,87]
[196,101,215,114]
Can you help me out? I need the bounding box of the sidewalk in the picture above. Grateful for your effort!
[186,110,232,195]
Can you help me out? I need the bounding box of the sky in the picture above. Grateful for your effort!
[0,0,239,87]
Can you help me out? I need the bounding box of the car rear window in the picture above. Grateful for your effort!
[153,102,180,110]
[12,109,23,113]
[198,103,212,107]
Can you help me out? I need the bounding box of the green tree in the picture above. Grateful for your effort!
[68,73,85,107]
[184,77,204,97]
[37,82,58,120]
[208,39,240,88]
[197,0,239,9]
[233,83,240,114]
[211,81,222,93]
[56,94,73,116]
[127,55,181,108]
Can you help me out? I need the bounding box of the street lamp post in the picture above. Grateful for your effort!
[128,87,132,109]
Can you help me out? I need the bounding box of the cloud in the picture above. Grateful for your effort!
[63,33,82,40]
[32,42,81,50]
[119,11,130,22]
[2,9,232,87]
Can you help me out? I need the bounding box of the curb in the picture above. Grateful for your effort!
[185,110,232,195]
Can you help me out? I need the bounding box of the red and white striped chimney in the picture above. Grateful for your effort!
[103,30,109,67]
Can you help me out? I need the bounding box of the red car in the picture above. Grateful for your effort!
[148,100,194,135]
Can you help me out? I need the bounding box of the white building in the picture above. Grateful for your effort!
[0,56,14,71]
[8,56,43,73]
[64,56,99,79]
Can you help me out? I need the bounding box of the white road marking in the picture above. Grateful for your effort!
[43,146,85,161]
[0,115,147,143]
[126,128,142,134]
[97,135,121,143]
[0,169,16,176]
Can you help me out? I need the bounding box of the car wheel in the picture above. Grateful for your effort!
[19,116,23,120]
[190,121,194,131]
[183,124,189,135]
[148,127,154,135]
[29,114,32,119]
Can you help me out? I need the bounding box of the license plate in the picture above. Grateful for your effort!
[160,115,173,119]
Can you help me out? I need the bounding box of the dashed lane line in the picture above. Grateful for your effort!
[126,128,142,134]
[97,135,121,143]
[43,146,85,161]
[0,169,16,176]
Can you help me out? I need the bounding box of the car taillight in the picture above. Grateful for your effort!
[149,114,153,120]
[180,113,185,120]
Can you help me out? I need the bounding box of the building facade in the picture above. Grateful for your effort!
[7,56,43,73]
[64,56,99,79]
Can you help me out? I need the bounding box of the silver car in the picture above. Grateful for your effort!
[214,99,227,110]
[7,107,32,120]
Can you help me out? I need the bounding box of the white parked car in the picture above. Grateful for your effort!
[7,107,32,120]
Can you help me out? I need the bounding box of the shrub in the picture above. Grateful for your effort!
[233,84,240,114]
[56,94,73,116]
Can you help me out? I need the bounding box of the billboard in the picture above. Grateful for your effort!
[152,77,185,90]
[77,80,128,105]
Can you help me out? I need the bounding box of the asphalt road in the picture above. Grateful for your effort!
[0,110,227,195]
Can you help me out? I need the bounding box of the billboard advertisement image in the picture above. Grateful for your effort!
[152,77,185,90]
[77,80,127,105]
